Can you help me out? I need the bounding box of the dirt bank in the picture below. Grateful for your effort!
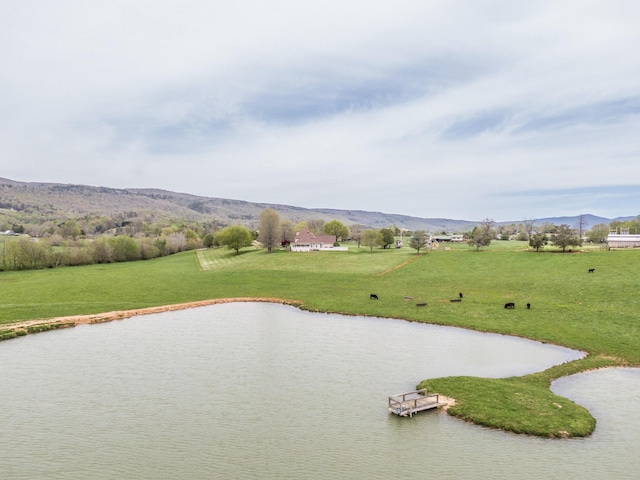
[3,297,302,336]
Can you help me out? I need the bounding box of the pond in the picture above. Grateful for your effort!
[1,302,638,479]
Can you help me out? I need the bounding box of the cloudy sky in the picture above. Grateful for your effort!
[1,1,639,221]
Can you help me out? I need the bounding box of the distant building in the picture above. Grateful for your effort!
[431,234,465,243]
[291,229,347,252]
[607,230,640,248]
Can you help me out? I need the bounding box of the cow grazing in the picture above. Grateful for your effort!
[370,294,379,300]
[504,302,515,309]
[416,303,427,307]
[588,268,595,273]
[526,303,531,309]
[459,292,463,299]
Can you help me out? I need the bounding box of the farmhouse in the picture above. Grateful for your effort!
[431,234,465,243]
[607,230,640,248]
[291,229,348,252]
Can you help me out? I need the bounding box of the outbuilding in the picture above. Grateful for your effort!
[607,230,640,248]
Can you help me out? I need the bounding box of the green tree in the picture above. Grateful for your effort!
[108,236,141,262]
[409,230,428,253]
[586,223,609,244]
[294,221,308,232]
[139,238,161,260]
[91,237,113,263]
[2,237,52,270]
[551,224,581,252]
[216,226,252,254]
[539,222,556,234]
[59,219,81,240]
[362,229,382,252]
[609,216,640,234]
[202,233,215,248]
[379,228,395,249]
[154,237,168,255]
[258,208,281,253]
[184,228,200,250]
[467,218,495,250]
[529,233,549,252]
[324,220,349,243]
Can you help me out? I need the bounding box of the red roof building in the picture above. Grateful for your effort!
[292,229,339,252]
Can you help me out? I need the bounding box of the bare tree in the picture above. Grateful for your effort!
[280,219,295,245]
[307,218,325,235]
[575,215,587,242]
[258,208,282,253]
[522,218,536,240]
[349,224,366,247]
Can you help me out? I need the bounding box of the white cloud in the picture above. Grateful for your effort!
[1,0,639,222]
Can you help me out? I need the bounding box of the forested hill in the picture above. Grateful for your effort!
[0,177,633,233]
[0,177,479,232]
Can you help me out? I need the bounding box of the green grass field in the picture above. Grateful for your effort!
[1,241,638,437]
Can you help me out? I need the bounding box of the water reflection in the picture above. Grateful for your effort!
[0,303,637,479]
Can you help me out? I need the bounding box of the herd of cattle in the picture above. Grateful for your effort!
[370,291,528,309]
[369,268,596,309]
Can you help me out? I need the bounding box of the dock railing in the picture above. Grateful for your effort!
[388,389,440,418]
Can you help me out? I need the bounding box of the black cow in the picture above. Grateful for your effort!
[588,268,595,273]
[370,294,379,300]
[504,302,515,309]
[459,292,463,299]
[526,303,531,309]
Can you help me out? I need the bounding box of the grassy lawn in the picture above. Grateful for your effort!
[1,240,638,437]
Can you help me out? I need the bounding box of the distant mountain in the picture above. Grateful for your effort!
[524,214,637,230]
[0,177,635,233]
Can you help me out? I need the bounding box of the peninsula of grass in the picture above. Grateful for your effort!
[1,241,638,437]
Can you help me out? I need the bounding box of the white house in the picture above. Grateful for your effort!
[291,229,348,252]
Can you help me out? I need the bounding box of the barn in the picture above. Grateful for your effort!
[607,230,640,248]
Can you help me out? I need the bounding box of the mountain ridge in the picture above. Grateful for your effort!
[0,177,635,232]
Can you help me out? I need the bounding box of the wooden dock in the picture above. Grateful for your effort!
[388,389,443,417]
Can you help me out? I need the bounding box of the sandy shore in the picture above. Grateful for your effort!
[4,297,302,333]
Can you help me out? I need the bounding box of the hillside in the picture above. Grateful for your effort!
[0,177,634,233]
[0,177,479,232]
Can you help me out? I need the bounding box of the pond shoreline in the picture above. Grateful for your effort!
[2,297,303,337]
[0,298,614,438]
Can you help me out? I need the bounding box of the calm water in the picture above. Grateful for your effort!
[1,303,638,479]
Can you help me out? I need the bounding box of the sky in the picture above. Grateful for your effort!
[1,1,639,222]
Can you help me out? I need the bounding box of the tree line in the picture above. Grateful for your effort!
[213,208,405,254]
[0,231,197,271]
[3,209,638,270]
